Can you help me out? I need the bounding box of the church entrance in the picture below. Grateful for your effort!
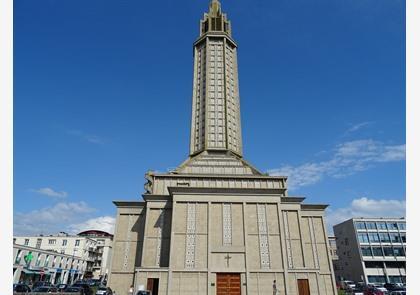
[216,273,241,295]
[297,279,310,295]
[146,278,159,295]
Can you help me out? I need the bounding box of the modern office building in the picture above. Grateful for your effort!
[333,217,406,285]
[14,230,113,280]
[13,243,88,285]
[108,1,337,295]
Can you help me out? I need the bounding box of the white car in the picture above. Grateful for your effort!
[95,287,111,295]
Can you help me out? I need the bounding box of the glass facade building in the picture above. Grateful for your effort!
[333,217,406,285]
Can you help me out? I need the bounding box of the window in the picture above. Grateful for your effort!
[366,222,377,230]
[52,256,57,267]
[368,233,380,243]
[75,240,80,246]
[379,233,390,243]
[355,222,366,230]
[24,239,29,246]
[60,250,65,254]
[358,233,369,243]
[387,222,398,230]
[389,276,404,284]
[15,250,22,264]
[36,239,42,248]
[377,222,387,230]
[48,239,56,245]
[390,233,401,243]
[13,238,16,244]
[44,255,50,267]
[383,247,394,256]
[393,247,405,256]
[400,233,406,243]
[62,240,67,246]
[368,276,386,284]
[397,222,406,231]
[372,247,384,256]
[35,254,42,266]
[361,246,372,256]
[365,261,384,268]
[385,261,405,268]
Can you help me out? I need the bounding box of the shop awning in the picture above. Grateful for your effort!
[21,269,34,274]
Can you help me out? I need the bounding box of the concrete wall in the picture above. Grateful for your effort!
[108,202,145,295]
[117,193,337,295]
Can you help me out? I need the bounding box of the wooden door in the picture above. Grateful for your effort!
[147,278,159,295]
[217,273,241,295]
[297,279,310,295]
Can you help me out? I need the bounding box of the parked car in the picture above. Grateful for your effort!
[363,286,388,295]
[32,286,58,293]
[95,286,112,295]
[13,283,31,293]
[72,283,93,295]
[345,287,364,295]
[56,284,68,292]
[33,281,52,289]
[389,291,406,295]
[135,291,151,295]
[384,283,405,291]
[64,286,84,294]
[342,280,357,291]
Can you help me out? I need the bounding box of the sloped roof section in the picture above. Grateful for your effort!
[174,150,263,176]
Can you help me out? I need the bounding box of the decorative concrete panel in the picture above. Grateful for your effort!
[222,203,232,246]
[257,204,271,269]
[185,203,197,269]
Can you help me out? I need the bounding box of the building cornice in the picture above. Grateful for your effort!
[167,186,285,196]
[150,172,287,180]
[112,200,145,207]
[300,204,329,210]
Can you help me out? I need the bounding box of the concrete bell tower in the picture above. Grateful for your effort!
[189,0,243,157]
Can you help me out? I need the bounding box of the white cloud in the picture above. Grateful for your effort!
[345,121,373,133]
[14,202,95,235]
[67,129,105,144]
[268,139,405,190]
[68,216,116,235]
[32,187,68,199]
[326,197,406,233]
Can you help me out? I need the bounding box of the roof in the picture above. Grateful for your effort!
[173,150,265,176]
[77,230,113,237]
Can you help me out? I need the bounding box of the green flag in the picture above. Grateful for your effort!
[24,252,33,264]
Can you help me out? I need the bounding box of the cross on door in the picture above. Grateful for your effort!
[224,253,232,267]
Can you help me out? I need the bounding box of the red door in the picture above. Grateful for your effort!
[297,279,310,295]
[217,273,241,295]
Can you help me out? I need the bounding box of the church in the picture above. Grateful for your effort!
[109,1,337,294]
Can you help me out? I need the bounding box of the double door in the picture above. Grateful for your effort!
[216,273,241,295]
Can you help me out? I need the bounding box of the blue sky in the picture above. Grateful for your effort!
[14,0,405,235]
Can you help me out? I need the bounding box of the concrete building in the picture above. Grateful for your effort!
[14,230,113,280]
[333,217,406,285]
[108,1,337,295]
[327,236,340,284]
[78,230,114,281]
[13,243,88,285]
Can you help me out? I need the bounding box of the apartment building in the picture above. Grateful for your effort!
[13,243,88,285]
[14,230,113,280]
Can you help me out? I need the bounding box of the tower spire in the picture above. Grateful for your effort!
[189,1,242,157]
[199,0,231,37]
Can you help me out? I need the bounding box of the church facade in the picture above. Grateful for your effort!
[109,1,337,294]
